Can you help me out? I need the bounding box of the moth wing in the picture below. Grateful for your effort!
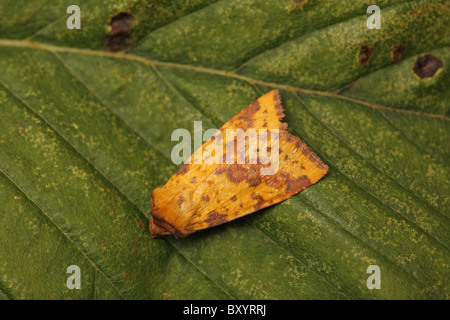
[185,130,328,232]
[150,89,328,237]
[162,89,285,187]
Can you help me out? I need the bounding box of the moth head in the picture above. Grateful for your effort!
[149,186,197,238]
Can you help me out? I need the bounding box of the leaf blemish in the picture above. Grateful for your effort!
[136,217,145,230]
[413,54,444,79]
[107,12,133,52]
[358,45,373,65]
[289,0,309,11]
[390,44,406,63]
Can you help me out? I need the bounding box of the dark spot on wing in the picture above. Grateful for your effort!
[237,101,260,128]
[175,164,189,175]
[251,193,265,210]
[215,164,263,187]
[215,164,247,183]
[177,195,184,207]
[283,174,311,193]
[300,142,328,171]
[205,211,227,227]
[248,177,261,186]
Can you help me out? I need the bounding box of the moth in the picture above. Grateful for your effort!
[150,90,328,237]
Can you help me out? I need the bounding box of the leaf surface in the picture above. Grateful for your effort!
[0,0,448,299]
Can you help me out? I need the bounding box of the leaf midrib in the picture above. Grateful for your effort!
[0,39,448,121]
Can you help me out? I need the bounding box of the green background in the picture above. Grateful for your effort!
[0,0,448,299]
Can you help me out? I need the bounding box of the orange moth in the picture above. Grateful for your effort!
[150,90,328,237]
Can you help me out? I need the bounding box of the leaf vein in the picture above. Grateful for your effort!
[0,169,126,300]
[0,60,235,300]
[234,0,420,72]
[0,39,447,121]
[294,92,449,223]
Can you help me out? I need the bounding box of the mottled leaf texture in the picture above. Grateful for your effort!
[0,0,448,299]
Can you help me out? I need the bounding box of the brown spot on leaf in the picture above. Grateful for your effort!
[205,211,227,227]
[230,195,237,201]
[358,45,373,65]
[413,54,444,79]
[290,0,309,11]
[390,44,406,63]
[109,12,132,34]
[107,12,133,52]
[190,177,197,184]
[12,119,26,132]
[201,195,210,202]
[136,217,145,230]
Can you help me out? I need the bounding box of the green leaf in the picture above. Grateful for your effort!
[0,0,448,299]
